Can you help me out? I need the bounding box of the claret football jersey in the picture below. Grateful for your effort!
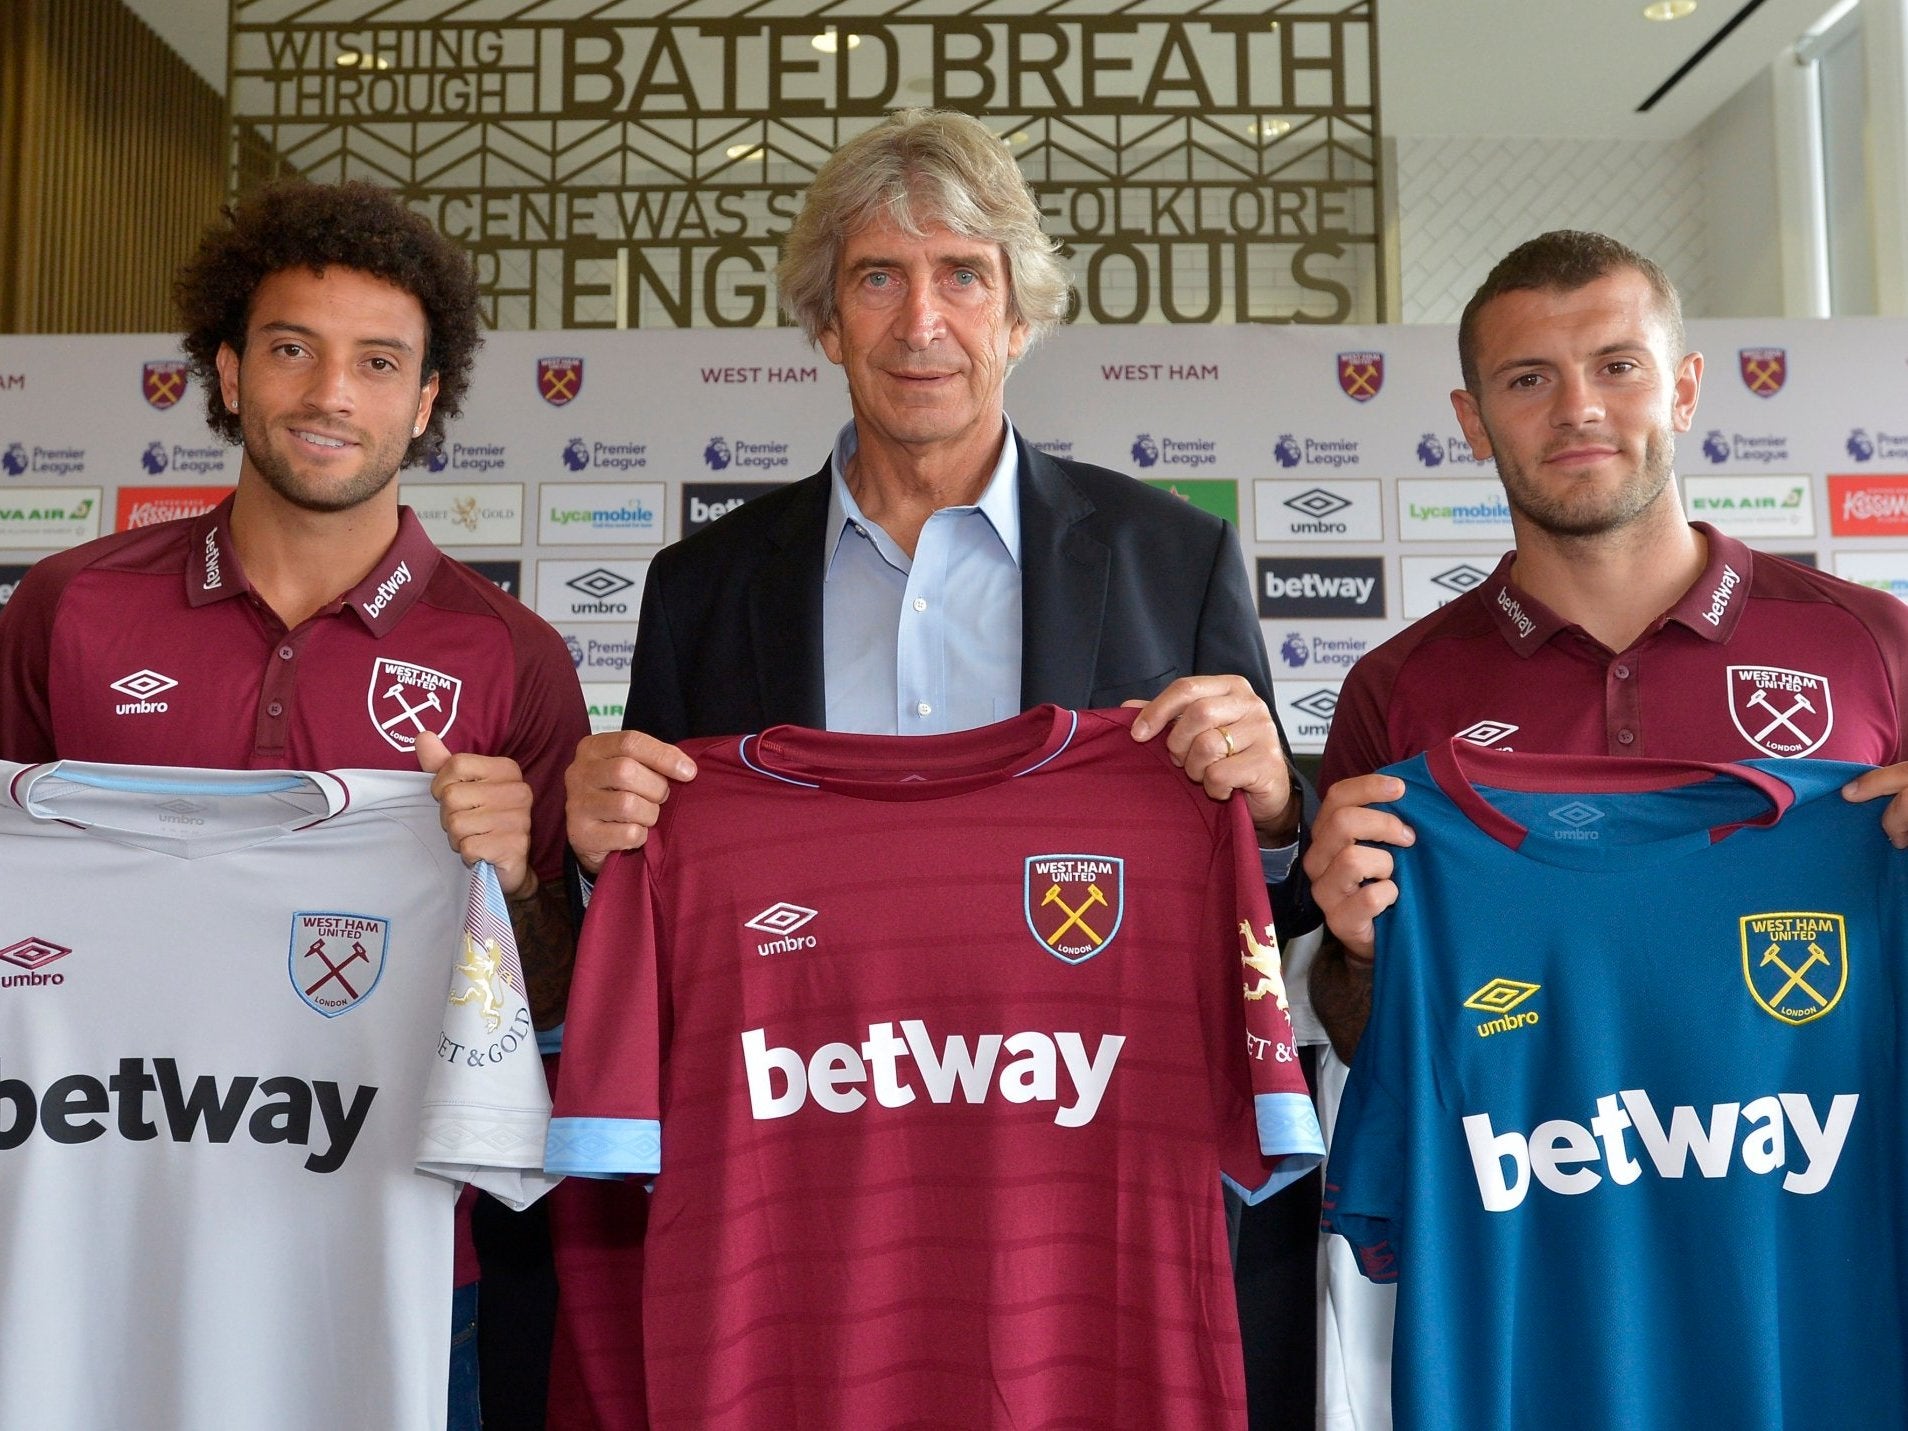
[549,704,1323,1429]
[0,762,559,1431]
[1324,741,1908,1431]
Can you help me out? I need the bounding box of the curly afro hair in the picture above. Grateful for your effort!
[176,180,483,467]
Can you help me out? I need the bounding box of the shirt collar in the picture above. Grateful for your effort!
[825,417,1023,574]
[1662,522,1752,642]
[185,495,249,607]
[1480,550,1567,656]
[184,496,440,635]
[1483,520,1753,654]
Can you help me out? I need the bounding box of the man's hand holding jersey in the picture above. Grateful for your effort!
[1841,759,1908,847]
[1126,674,1300,845]
[415,730,537,897]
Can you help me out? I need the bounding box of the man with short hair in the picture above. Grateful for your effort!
[1303,229,1908,1427]
[556,107,1320,1429]
[0,178,589,1430]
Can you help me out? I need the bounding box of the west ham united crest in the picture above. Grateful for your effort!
[1727,666,1832,757]
[537,356,584,407]
[1025,854,1124,964]
[142,360,187,410]
[289,912,390,1017]
[1337,351,1383,402]
[367,657,462,752]
[1739,347,1787,398]
[1741,911,1847,1025]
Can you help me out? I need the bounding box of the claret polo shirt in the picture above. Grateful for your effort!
[1322,523,1908,789]
[0,495,586,886]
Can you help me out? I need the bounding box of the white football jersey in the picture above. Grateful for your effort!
[0,761,558,1431]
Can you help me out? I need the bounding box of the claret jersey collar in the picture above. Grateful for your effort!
[185,496,440,635]
[1661,523,1752,643]
[1483,521,1752,656]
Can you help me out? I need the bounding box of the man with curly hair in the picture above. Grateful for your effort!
[0,178,588,1429]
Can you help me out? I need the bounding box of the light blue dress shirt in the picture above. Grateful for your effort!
[822,419,1023,736]
[817,417,1295,878]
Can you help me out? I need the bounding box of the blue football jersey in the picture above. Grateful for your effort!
[1324,741,1908,1431]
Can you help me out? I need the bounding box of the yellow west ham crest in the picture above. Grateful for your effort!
[1741,911,1848,1025]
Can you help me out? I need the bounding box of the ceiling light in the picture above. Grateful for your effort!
[335,51,392,69]
[725,143,762,160]
[1005,130,1030,146]
[812,28,861,53]
[1249,119,1292,139]
[1643,1,1696,19]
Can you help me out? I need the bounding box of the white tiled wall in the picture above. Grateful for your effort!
[1394,135,1711,323]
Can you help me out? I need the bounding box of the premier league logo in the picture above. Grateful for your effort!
[289,912,390,1017]
[1337,352,1383,402]
[142,360,187,410]
[1279,633,1308,669]
[366,657,462,752]
[1848,429,1876,462]
[1702,430,1729,464]
[561,438,590,472]
[1741,912,1847,1026]
[141,442,168,475]
[703,437,732,470]
[1024,853,1124,964]
[537,356,584,407]
[1739,348,1786,398]
[426,441,449,473]
[1416,434,1444,468]
[1,443,25,476]
[1130,435,1159,468]
[1727,666,1832,757]
[1273,435,1301,469]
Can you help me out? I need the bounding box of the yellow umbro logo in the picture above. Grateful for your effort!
[1464,978,1541,1039]
[1464,978,1540,1014]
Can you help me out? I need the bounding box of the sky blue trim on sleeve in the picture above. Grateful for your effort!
[1225,1091,1327,1204]
[536,1021,564,1055]
[544,1116,660,1177]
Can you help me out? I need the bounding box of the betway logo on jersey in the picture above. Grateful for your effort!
[361,561,411,620]
[1464,1089,1857,1211]
[0,1058,376,1173]
[742,1020,1124,1128]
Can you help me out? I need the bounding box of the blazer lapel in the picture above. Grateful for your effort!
[1017,438,1109,710]
[748,465,830,728]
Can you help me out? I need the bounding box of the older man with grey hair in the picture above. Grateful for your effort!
[554,106,1319,1430]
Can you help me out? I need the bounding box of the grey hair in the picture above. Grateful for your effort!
[777,108,1072,349]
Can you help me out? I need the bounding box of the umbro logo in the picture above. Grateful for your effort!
[747,902,818,956]
[111,669,176,699]
[1453,719,1518,747]
[1464,977,1541,1039]
[111,668,176,715]
[0,936,71,971]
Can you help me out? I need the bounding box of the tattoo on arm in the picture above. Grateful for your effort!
[1310,931,1374,1066]
[510,883,577,1031]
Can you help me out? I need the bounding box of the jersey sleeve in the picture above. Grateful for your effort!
[1317,649,1397,795]
[544,843,664,1177]
[416,860,563,1209]
[1318,834,1412,1281]
[0,556,66,762]
[1216,795,1325,1203]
